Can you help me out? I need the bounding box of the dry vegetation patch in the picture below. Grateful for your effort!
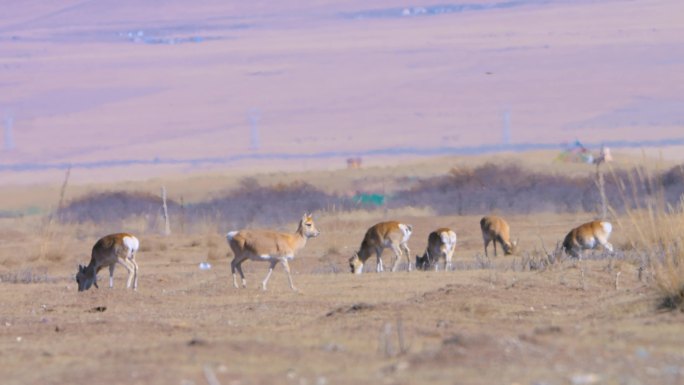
[2,159,684,384]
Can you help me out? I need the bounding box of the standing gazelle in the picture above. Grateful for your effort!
[226,213,320,291]
[480,215,518,257]
[562,220,613,259]
[76,233,140,292]
[416,228,457,271]
[349,221,413,274]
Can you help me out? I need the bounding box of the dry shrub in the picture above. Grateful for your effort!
[207,246,226,262]
[57,191,179,228]
[42,249,68,263]
[0,267,53,284]
[205,233,222,249]
[186,178,352,229]
[139,237,169,252]
[34,218,75,265]
[50,164,684,239]
[613,166,684,311]
[206,232,226,261]
[392,164,594,214]
[392,163,684,215]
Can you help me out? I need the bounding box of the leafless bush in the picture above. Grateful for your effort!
[661,164,684,205]
[391,163,683,215]
[57,191,178,226]
[53,164,684,238]
[185,178,352,229]
[391,164,589,214]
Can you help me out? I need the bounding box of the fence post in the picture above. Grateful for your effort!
[594,146,612,220]
[161,186,171,236]
[596,161,607,220]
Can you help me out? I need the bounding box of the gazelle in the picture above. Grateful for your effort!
[349,221,413,274]
[480,215,518,257]
[226,213,320,291]
[76,233,140,292]
[562,220,613,259]
[415,228,457,271]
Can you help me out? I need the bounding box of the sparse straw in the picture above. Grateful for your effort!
[203,364,221,385]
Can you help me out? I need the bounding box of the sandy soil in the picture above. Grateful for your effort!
[0,211,682,385]
[1,1,683,383]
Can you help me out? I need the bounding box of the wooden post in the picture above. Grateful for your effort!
[161,186,171,236]
[596,162,607,220]
[180,196,185,234]
[594,145,612,220]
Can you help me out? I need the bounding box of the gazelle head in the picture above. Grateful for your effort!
[76,264,97,292]
[299,213,320,238]
[415,253,431,270]
[349,253,364,274]
[503,239,519,255]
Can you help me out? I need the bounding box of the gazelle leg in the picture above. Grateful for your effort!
[376,248,384,273]
[262,260,278,291]
[445,253,453,271]
[231,258,241,288]
[600,239,614,253]
[493,240,498,257]
[109,264,116,288]
[281,258,297,292]
[130,257,139,290]
[483,239,490,257]
[231,257,248,288]
[125,260,135,289]
[401,243,411,272]
[118,258,135,288]
[391,245,403,272]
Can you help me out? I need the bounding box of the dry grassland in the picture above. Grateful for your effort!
[2,0,684,382]
[1,155,683,385]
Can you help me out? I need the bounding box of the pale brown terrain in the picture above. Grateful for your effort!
[1,213,683,385]
[1,152,684,385]
[2,1,684,384]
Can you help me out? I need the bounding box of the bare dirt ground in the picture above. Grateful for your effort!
[1,210,682,385]
[2,1,683,382]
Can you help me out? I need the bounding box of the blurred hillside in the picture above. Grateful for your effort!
[1,0,683,183]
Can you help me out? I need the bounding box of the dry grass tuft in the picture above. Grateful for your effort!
[0,267,53,284]
[611,164,684,312]
[140,238,169,252]
[207,246,226,262]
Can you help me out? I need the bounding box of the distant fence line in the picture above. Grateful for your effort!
[4,137,684,172]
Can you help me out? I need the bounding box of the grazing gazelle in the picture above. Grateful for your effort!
[349,221,413,274]
[562,220,613,259]
[76,233,140,292]
[416,228,457,271]
[480,215,518,257]
[226,213,320,291]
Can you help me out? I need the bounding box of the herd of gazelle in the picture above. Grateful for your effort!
[76,214,614,292]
